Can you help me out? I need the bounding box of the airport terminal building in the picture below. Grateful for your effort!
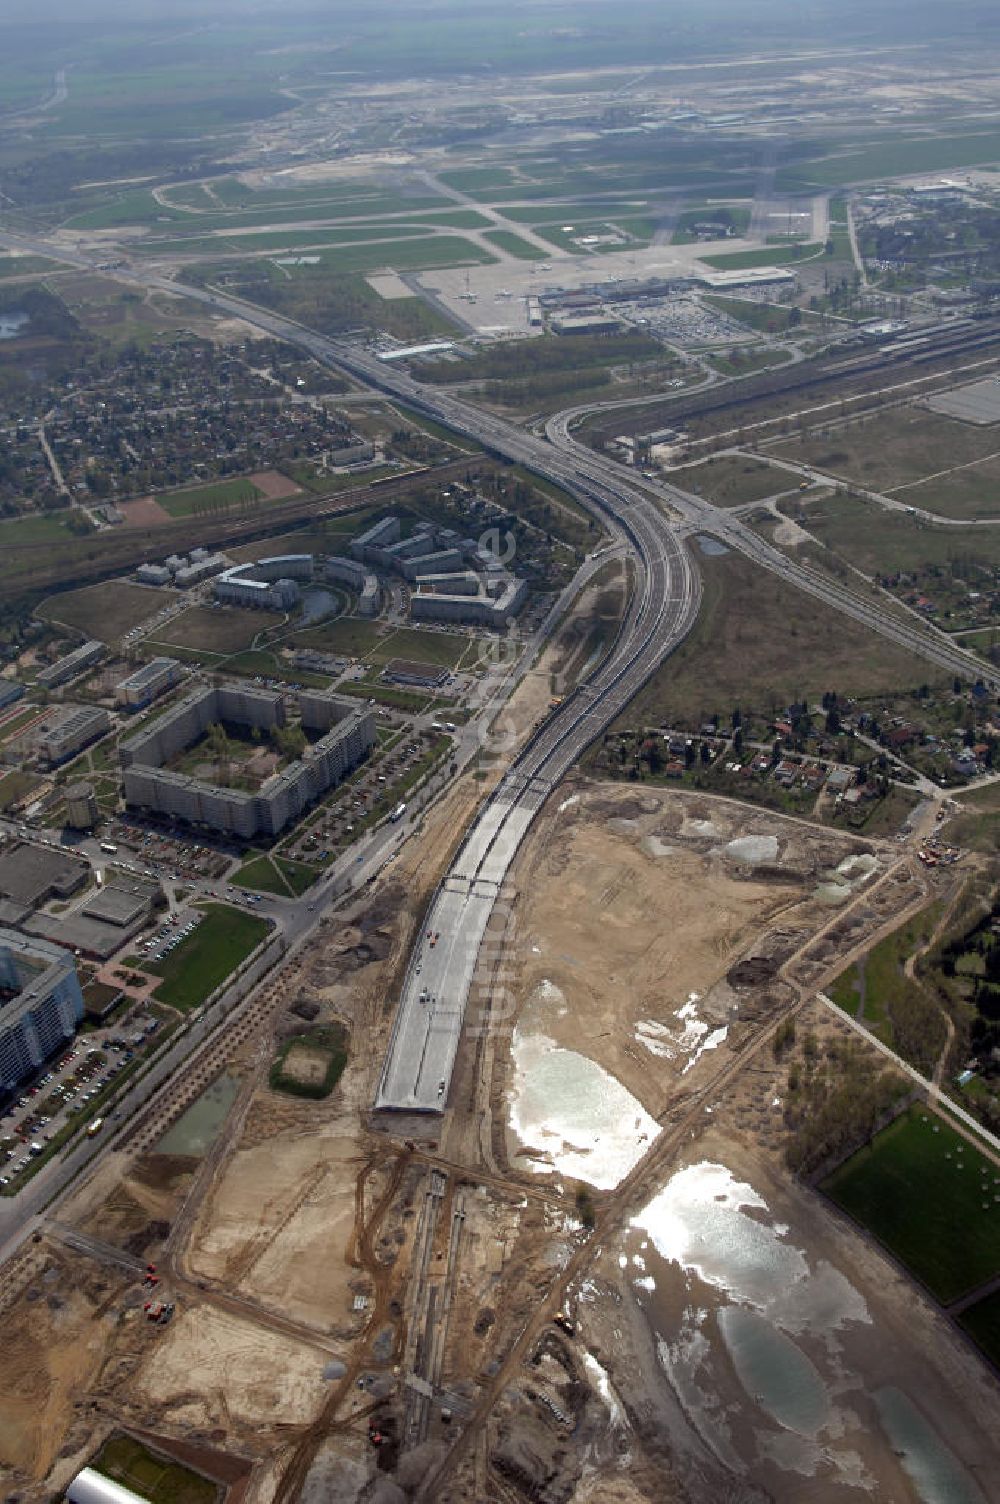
[0,930,84,1094]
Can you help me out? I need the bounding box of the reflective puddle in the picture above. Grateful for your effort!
[717,1305,830,1436]
[874,1387,985,1504]
[156,1072,239,1157]
[508,981,659,1189]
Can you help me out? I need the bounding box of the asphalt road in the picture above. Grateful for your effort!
[0,225,994,1121]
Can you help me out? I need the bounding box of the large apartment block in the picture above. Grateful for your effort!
[120,683,375,838]
[0,930,84,1094]
[36,639,106,689]
[39,706,111,766]
[114,657,181,710]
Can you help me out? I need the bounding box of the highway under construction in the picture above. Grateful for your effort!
[0,224,996,1120]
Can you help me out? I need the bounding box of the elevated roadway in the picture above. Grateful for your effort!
[0,228,994,1115]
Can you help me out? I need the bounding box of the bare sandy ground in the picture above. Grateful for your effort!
[248,468,302,500]
[119,495,172,527]
[504,783,874,1116]
[136,1305,330,1430]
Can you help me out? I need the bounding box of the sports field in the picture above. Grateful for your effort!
[823,1106,1000,1305]
[94,1434,216,1504]
[157,477,263,518]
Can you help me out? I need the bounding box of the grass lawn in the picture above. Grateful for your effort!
[958,1287,1000,1369]
[611,549,948,732]
[671,204,751,244]
[157,477,263,518]
[94,1433,216,1504]
[235,853,317,897]
[700,243,823,270]
[0,770,39,811]
[670,454,792,507]
[775,490,1000,579]
[220,649,330,687]
[942,781,1000,853]
[290,617,473,670]
[827,902,941,1049]
[36,580,176,641]
[270,1022,348,1100]
[701,296,815,336]
[822,1106,1000,1304]
[148,903,270,1011]
[209,235,497,278]
[483,229,548,259]
[703,347,793,377]
[158,606,264,654]
[779,130,1000,190]
[770,404,1000,520]
[291,617,385,659]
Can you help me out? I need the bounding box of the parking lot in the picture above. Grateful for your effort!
[0,1010,163,1190]
[135,908,204,964]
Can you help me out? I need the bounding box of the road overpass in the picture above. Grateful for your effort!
[0,228,995,1116]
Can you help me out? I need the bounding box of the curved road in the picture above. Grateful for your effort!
[0,227,994,1115]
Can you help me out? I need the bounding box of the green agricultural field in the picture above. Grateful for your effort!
[36,580,175,641]
[149,903,270,1011]
[157,477,263,518]
[235,853,317,898]
[823,1106,1000,1304]
[94,1433,216,1504]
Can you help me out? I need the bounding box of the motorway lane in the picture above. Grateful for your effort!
[2,229,989,1110]
[544,409,999,688]
[376,508,700,1111]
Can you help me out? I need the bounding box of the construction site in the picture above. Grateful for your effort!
[1,721,998,1504]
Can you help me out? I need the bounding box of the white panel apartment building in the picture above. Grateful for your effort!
[120,683,375,838]
[0,930,84,1093]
